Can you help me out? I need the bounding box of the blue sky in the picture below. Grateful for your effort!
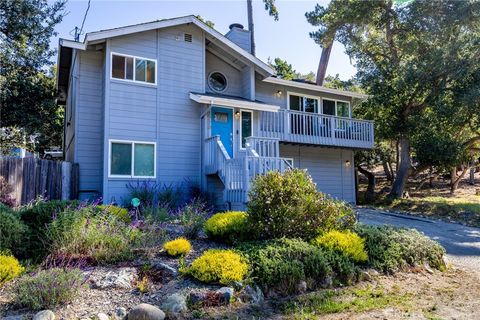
[52,0,356,80]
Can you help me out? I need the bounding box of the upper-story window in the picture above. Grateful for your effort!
[289,94,319,113]
[111,53,156,84]
[208,72,227,92]
[322,99,351,118]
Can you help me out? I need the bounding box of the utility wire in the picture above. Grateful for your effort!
[76,0,91,41]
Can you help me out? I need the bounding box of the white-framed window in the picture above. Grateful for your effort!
[287,92,320,113]
[322,98,351,118]
[208,71,228,93]
[239,110,253,149]
[111,52,156,85]
[108,140,156,178]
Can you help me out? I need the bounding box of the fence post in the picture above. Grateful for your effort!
[61,162,72,200]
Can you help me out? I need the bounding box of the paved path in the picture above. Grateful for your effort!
[357,207,480,272]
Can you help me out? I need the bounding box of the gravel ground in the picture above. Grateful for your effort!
[357,207,480,273]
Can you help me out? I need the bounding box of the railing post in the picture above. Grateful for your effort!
[244,156,250,202]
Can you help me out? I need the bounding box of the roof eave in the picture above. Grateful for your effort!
[190,93,280,112]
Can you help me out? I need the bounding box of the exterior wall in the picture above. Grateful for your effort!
[103,25,204,203]
[225,27,252,53]
[279,144,356,203]
[74,49,104,200]
[64,51,78,163]
[205,51,243,97]
[255,78,354,110]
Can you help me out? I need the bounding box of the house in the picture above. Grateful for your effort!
[56,15,373,209]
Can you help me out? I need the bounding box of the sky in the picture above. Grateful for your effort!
[52,0,357,80]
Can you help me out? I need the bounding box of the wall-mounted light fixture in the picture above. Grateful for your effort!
[276,90,283,96]
[234,111,241,120]
[345,160,351,167]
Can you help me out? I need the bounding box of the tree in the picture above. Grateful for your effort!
[268,57,317,82]
[0,0,66,152]
[195,15,215,29]
[247,0,278,55]
[306,0,480,199]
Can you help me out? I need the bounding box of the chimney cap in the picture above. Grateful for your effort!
[229,23,244,30]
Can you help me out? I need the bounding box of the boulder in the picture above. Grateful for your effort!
[97,313,109,320]
[320,276,333,289]
[358,270,372,282]
[240,285,264,305]
[216,287,234,304]
[4,316,25,320]
[189,291,208,305]
[161,293,187,316]
[151,262,178,278]
[90,267,137,290]
[127,303,165,320]
[33,310,55,320]
[114,307,127,320]
[296,280,307,293]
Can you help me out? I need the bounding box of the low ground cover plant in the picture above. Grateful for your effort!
[204,211,248,243]
[14,268,84,310]
[355,224,446,272]
[313,230,368,263]
[0,206,27,256]
[163,237,192,256]
[247,169,356,240]
[238,238,357,295]
[185,249,248,285]
[173,199,212,239]
[97,204,131,224]
[0,254,24,286]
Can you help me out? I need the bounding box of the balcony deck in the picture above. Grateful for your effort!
[259,110,374,149]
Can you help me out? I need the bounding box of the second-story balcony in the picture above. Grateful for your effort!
[259,109,374,149]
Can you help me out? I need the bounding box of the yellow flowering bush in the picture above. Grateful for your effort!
[313,230,368,263]
[163,237,192,256]
[0,254,24,286]
[98,205,131,224]
[204,211,248,243]
[186,249,248,284]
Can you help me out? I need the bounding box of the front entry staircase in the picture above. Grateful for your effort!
[204,136,292,204]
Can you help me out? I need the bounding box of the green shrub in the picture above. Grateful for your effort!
[14,268,84,310]
[0,206,28,256]
[247,169,356,240]
[204,211,248,243]
[185,249,248,284]
[238,238,356,295]
[47,207,143,264]
[97,204,131,224]
[18,200,79,260]
[163,237,192,256]
[175,199,211,239]
[0,255,24,286]
[355,224,446,272]
[313,230,368,263]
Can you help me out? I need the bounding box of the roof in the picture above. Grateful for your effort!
[264,77,369,100]
[190,92,280,112]
[59,15,274,77]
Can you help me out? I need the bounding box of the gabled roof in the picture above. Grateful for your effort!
[59,15,275,77]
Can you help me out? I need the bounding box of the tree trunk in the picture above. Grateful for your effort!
[247,0,255,55]
[382,160,394,182]
[357,166,376,203]
[451,165,468,194]
[469,164,475,185]
[316,40,333,85]
[388,136,411,199]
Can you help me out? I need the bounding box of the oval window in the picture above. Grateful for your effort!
[208,72,227,92]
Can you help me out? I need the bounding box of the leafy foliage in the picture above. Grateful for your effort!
[0,205,27,256]
[185,249,248,285]
[238,238,356,295]
[172,199,212,239]
[14,268,84,310]
[0,176,16,207]
[0,254,24,286]
[355,224,446,272]
[163,237,192,257]
[313,230,368,263]
[97,204,131,224]
[247,169,356,240]
[268,57,315,81]
[204,211,249,243]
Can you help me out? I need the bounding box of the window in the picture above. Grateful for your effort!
[288,94,319,113]
[109,140,156,178]
[111,53,156,84]
[240,110,252,148]
[208,72,227,92]
[322,99,351,118]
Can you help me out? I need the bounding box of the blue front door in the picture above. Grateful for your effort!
[211,106,233,157]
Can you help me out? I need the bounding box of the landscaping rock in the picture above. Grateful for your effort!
[216,287,234,304]
[4,316,25,320]
[240,285,264,305]
[320,276,333,288]
[189,290,208,305]
[232,281,243,291]
[359,270,372,282]
[114,307,127,319]
[296,280,307,293]
[368,269,380,277]
[90,267,137,290]
[97,312,109,320]
[152,262,178,277]
[161,293,187,316]
[127,303,165,320]
[33,310,55,320]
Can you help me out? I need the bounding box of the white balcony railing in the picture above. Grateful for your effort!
[259,110,374,149]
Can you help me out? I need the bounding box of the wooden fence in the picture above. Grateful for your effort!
[0,157,79,205]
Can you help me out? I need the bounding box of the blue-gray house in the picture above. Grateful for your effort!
[56,15,373,209]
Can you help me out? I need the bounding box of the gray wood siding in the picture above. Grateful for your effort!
[255,78,354,110]
[75,50,104,199]
[103,25,204,203]
[206,51,243,97]
[280,144,356,203]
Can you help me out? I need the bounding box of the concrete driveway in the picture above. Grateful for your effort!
[357,207,480,272]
